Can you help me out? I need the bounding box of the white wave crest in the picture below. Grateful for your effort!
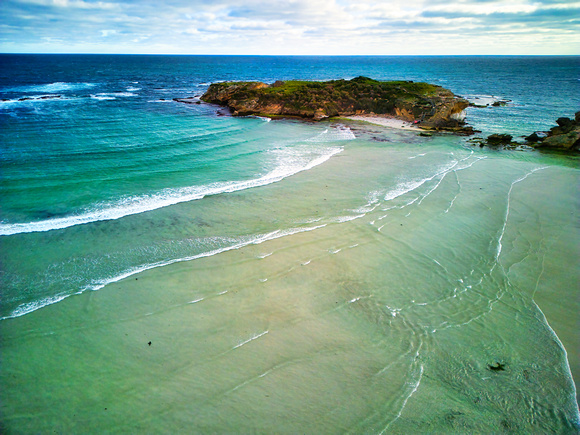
[92,92,136,100]
[0,224,328,320]
[0,146,342,236]
[306,125,356,142]
[1,294,70,320]
[90,94,115,100]
[4,82,96,93]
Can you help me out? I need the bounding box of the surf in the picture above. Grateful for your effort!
[0,142,344,236]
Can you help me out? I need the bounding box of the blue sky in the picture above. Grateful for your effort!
[1,0,579,54]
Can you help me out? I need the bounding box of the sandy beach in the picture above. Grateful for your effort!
[346,115,424,131]
[2,55,579,434]
[2,128,578,433]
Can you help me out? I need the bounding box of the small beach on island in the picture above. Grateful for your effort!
[346,114,424,131]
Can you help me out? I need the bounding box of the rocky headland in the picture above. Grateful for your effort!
[200,77,473,133]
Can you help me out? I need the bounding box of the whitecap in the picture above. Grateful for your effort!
[93,92,136,99]
[4,82,96,93]
[305,125,355,142]
[91,94,115,101]
[464,94,510,107]
[0,147,342,236]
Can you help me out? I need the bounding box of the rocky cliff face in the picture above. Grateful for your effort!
[201,77,471,132]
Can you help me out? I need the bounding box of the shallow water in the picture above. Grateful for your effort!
[1,55,579,433]
[2,128,579,433]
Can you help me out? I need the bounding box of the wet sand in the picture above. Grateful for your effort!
[1,131,578,433]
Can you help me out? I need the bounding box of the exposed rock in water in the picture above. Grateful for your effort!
[467,97,510,108]
[200,77,472,133]
[173,97,201,104]
[528,111,580,152]
[525,132,542,142]
[486,133,513,146]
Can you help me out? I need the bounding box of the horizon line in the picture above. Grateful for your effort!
[1,53,579,57]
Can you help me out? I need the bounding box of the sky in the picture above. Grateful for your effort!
[1,0,579,55]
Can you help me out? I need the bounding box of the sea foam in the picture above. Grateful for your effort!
[1,224,328,320]
[3,82,96,93]
[0,144,342,236]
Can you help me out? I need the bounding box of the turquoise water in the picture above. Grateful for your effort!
[1,55,579,433]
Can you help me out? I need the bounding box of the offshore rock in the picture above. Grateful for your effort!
[201,77,472,133]
[487,134,513,146]
[530,111,580,151]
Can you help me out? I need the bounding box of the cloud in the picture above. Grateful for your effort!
[0,0,578,54]
[14,0,119,10]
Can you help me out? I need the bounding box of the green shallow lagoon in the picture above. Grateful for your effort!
[2,127,579,433]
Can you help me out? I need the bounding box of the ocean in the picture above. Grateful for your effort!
[1,54,579,433]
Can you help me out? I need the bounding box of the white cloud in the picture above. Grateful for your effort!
[15,0,119,10]
[1,0,579,54]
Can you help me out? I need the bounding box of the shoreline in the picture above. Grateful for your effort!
[342,115,424,131]
[2,137,579,433]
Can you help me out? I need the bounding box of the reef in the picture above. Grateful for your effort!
[200,77,472,133]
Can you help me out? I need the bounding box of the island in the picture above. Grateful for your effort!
[200,76,474,134]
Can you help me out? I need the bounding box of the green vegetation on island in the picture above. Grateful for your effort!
[201,77,473,133]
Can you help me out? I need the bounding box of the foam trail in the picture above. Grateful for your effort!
[1,294,70,320]
[3,82,96,93]
[1,224,327,320]
[496,167,547,262]
[380,359,424,434]
[306,125,356,142]
[383,161,458,203]
[0,147,342,236]
[233,330,269,350]
[531,302,580,421]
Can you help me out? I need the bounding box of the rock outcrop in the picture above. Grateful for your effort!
[200,77,472,133]
[470,112,580,152]
[531,112,580,151]
[486,134,513,146]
